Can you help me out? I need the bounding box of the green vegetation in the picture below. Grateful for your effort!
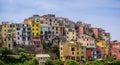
[0,47,12,57]
[0,47,37,65]
[1,47,120,65]
[67,60,79,65]
[45,59,63,65]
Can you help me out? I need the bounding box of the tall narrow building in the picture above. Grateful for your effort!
[2,22,9,47]
[0,25,2,47]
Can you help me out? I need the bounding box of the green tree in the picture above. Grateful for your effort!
[54,59,63,65]
[19,52,28,62]
[45,59,54,65]
[18,47,24,53]
[0,47,12,57]
[110,60,120,65]
[66,60,79,65]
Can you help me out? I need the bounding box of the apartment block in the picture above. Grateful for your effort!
[59,41,81,64]
[6,23,16,49]
[0,25,2,47]
[77,34,96,60]
[92,28,98,39]
[2,22,9,47]
[16,24,31,45]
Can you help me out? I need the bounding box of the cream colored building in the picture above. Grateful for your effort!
[2,22,9,47]
[36,54,50,65]
[65,28,76,42]
[59,41,81,64]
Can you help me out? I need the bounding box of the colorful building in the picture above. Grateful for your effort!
[96,41,109,59]
[6,23,16,49]
[0,25,2,47]
[16,24,31,45]
[60,41,81,64]
[65,28,76,42]
[92,28,98,39]
[77,34,96,60]
[2,22,9,47]
[110,41,120,59]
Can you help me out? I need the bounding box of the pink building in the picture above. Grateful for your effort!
[92,28,98,39]
[110,42,120,59]
[78,25,84,35]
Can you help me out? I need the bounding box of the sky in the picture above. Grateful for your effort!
[0,0,120,41]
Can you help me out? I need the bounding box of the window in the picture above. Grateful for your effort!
[41,31,43,34]
[18,37,20,40]
[52,32,54,34]
[36,24,38,27]
[36,28,38,31]
[87,38,89,41]
[73,36,74,38]
[56,27,58,30]
[52,27,54,29]
[23,28,26,31]
[13,25,15,27]
[71,47,75,51]
[28,37,31,41]
[77,52,79,55]
[49,19,52,22]
[8,38,10,41]
[36,20,39,22]
[61,47,62,50]
[10,25,12,27]
[4,39,6,41]
[73,32,74,34]
[8,44,11,48]
[17,32,19,35]
[36,33,39,36]
[67,32,69,34]
[32,29,34,31]
[32,24,34,27]
[40,21,44,24]
[27,28,31,30]
[87,43,89,46]
[22,37,26,41]
[72,52,74,55]
[50,23,52,25]
[32,33,34,36]
[82,51,84,54]
[17,28,20,30]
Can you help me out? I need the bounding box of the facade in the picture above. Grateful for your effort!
[6,23,16,49]
[59,41,81,64]
[40,20,52,42]
[0,25,2,47]
[16,24,31,45]
[96,41,109,59]
[24,15,42,50]
[66,28,76,42]
[77,34,96,60]
[110,42,120,59]
[0,14,112,62]
[92,28,98,39]
[2,22,9,47]
[36,54,50,65]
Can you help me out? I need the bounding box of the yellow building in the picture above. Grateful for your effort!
[29,19,40,37]
[2,22,9,47]
[96,41,109,57]
[59,41,81,64]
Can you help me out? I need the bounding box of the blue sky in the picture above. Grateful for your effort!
[0,0,120,41]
